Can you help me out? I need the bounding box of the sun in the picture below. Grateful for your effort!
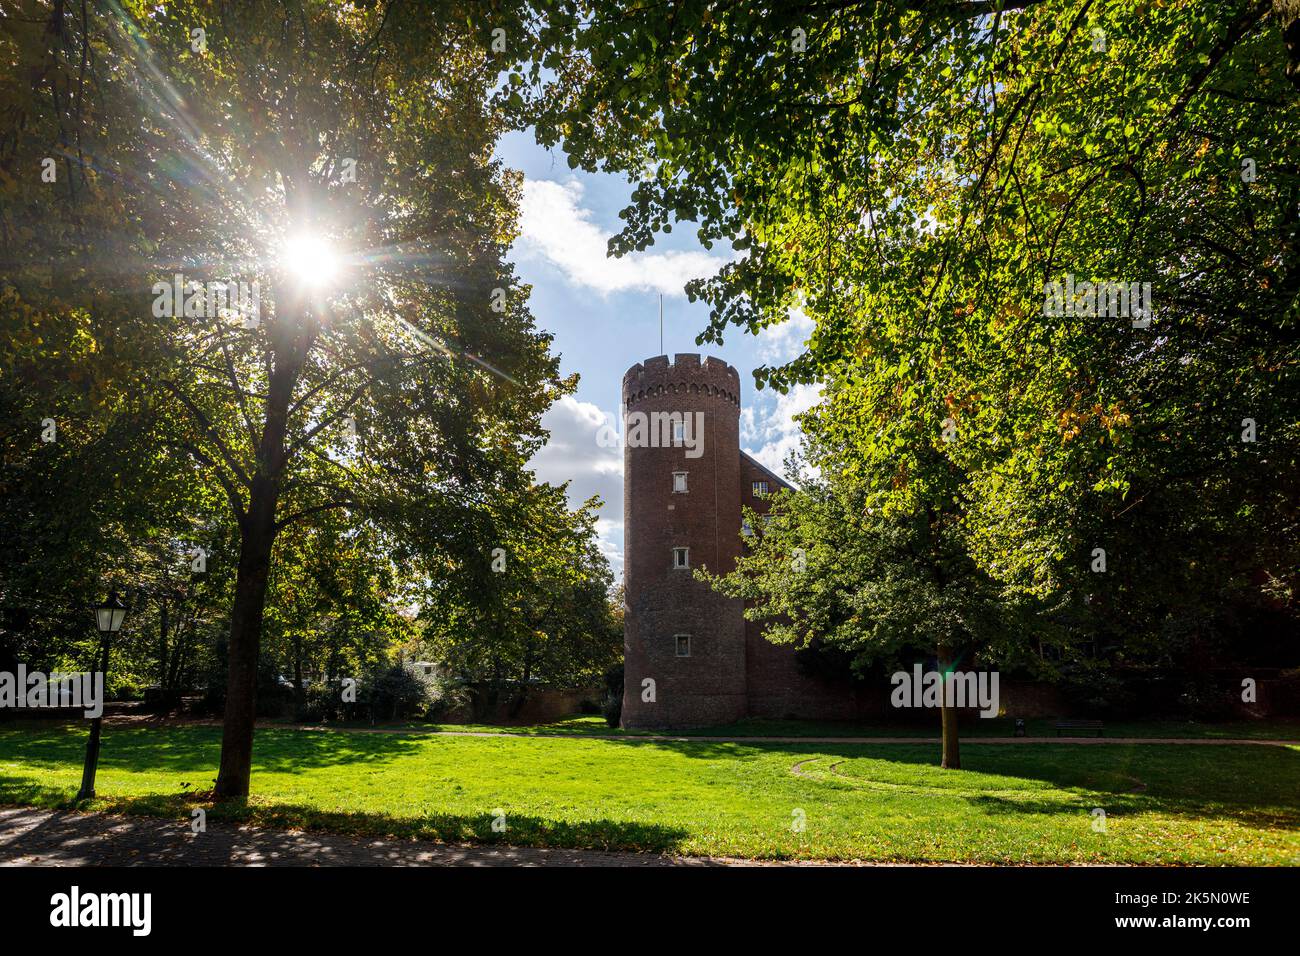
[280,233,342,288]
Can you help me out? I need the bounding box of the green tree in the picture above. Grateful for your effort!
[3,1,568,798]
[531,0,1300,675]
[421,485,621,715]
[704,447,1035,768]
[263,511,413,717]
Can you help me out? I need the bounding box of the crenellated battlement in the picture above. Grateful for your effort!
[622,354,741,410]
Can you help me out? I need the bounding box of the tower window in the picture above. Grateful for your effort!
[672,547,690,569]
[672,420,685,444]
[672,471,688,493]
[675,634,691,657]
[752,480,770,496]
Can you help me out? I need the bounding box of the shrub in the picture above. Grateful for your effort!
[254,666,294,718]
[1059,664,1137,718]
[424,676,472,721]
[143,686,183,714]
[110,678,145,702]
[601,663,624,728]
[361,662,433,721]
[298,681,344,723]
[601,693,622,728]
[1179,677,1237,721]
[602,663,624,697]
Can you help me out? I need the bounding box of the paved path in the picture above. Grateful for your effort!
[26,716,1299,750]
[91,714,1300,746]
[0,806,760,867]
[294,728,1300,746]
[94,714,1299,746]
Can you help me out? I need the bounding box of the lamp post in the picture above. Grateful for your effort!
[77,590,127,801]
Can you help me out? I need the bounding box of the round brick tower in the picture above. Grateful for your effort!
[621,354,747,728]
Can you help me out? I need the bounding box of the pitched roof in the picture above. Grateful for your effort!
[739,450,795,491]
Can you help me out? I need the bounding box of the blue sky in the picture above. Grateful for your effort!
[496,130,819,575]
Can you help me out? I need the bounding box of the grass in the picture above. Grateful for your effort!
[2,722,1298,864]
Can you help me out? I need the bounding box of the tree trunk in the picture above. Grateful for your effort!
[212,506,277,799]
[157,600,169,688]
[212,330,302,800]
[510,640,534,719]
[292,635,304,719]
[1275,0,1300,92]
[938,643,961,769]
[168,617,189,689]
[166,616,186,689]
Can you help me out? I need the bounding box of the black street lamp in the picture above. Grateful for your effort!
[77,590,127,801]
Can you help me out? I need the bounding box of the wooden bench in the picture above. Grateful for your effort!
[1055,719,1104,737]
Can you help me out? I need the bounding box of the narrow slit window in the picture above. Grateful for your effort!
[675,635,691,657]
[673,547,690,569]
[673,471,688,493]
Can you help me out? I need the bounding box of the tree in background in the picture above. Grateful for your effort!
[703,443,1040,768]
[420,484,621,718]
[260,509,418,718]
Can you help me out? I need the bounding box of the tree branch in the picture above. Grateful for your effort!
[162,380,254,488]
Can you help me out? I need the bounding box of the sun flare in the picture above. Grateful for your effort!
[280,233,342,288]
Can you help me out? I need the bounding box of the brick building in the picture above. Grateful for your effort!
[620,353,860,728]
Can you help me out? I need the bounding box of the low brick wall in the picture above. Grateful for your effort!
[1238,677,1300,717]
[444,686,599,725]
[746,677,1071,722]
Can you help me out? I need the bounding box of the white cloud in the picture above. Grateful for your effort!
[744,381,824,478]
[530,395,625,577]
[754,307,814,364]
[517,179,728,296]
[745,308,821,476]
[594,519,624,581]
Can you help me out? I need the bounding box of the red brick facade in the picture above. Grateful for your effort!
[621,354,748,727]
[620,353,858,728]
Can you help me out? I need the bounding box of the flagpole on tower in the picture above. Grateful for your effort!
[659,293,664,354]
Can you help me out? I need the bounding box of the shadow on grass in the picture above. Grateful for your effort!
[0,723,426,779]
[0,777,692,857]
[676,716,1300,740]
[959,791,1300,831]
[777,741,1300,828]
[0,774,72,810]
[5,723,1297,852]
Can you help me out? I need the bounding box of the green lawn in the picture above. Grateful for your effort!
[2,723,1297,863]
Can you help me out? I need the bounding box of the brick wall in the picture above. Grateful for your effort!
[621,355,748,728]
[445,687,599,724]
